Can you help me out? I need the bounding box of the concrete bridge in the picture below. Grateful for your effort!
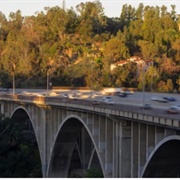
[0,94,180,178]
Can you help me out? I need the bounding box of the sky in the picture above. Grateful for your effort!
[0,0,180,18]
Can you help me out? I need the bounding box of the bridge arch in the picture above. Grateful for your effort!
[47,114,104,178]
[141,135,180,178]
[10,106,43,176]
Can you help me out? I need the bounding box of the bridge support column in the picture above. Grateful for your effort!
[81,127,94,171]
[41,108,48,178]
[120,121,131,177]
[0,102,4,114]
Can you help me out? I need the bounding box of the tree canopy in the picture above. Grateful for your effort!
[0,1,180,92]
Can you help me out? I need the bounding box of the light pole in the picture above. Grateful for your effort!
[150,61,154,92]
[142,63,146,114]
[90,60,95,100]
[46,58,54,96]
[46,69,49,96]
[12,63,16,96]
[90,61,92,100]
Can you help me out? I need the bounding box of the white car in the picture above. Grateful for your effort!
[151,97,168,103]
[103,96,114,104]
[170,105,180,110]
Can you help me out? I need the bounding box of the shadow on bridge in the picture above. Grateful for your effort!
[48,118,103,177]
[11,108,42,177]
[143,139,180,177]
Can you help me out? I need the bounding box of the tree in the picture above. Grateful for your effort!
[120,4,136,29]
[172,36,180,61]
[84,168,103,178]
[103,31,129,63]
[45,6,70,40]
[76,0,106,38]
[112,62,137,87]
[142,6,161,43]
[176,77,180,92]
[138,40,158,59]
[167,79,173,92]
[0,114,42,177]
[0,114,19,148]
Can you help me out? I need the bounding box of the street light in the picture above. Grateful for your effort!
[90,60,95,100]
[90,61,93,100]
[150,61,154,92]
[46,58,54,96]
[47,69,50,96]
[142,63,147,115]
[12,63,16,96]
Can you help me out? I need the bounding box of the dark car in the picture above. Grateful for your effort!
[163,97,176,101]
[139,104,152,110]
[115,92,127,97]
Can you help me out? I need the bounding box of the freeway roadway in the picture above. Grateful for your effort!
[1,88,180,113]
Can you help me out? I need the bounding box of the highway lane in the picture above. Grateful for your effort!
[1,88,180,112]
[0,89,179,120]
[90,91,180,111]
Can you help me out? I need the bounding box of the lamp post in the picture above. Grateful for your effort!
[46,69,49,96]
[142,63,146,114]
[150,61,154,92]
[90,61,92,100]
[90,60,95,100]
[12,63,16,96]
[46,58,54,96]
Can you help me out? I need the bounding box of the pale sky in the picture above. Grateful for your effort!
[0,0,180,18]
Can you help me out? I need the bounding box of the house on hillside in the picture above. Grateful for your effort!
[110,56,145,71]
[110,56,153,74]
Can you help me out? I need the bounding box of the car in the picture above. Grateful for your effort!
[115,92,127,97]
[92,101,100,105]
[170,105,180,110]
[104,99,114,104]
[69,93,79,99]
[163,97,176,101]
[139,104,152,110]
[166,107,178,114]
[151,97,168,103]
[62,93,69,98]
[103,96,115,104]
[123,90,132,95]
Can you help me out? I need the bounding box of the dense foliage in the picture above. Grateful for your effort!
[84,168,103,177]
[0,0,180,92]
[0,114,42,177]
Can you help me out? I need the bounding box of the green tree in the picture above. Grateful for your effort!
[138,40,158,59]
[0,114,42,177]
[76,0,106,38]
[172,36,180,61]
[112,62,137,87]
[120,4,136,28]
[103,31,129,63]
[176,77,180,92]
[167,79,173,92]
[84,168,103,178]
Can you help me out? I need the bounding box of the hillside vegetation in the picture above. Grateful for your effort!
[0,0,180,92]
